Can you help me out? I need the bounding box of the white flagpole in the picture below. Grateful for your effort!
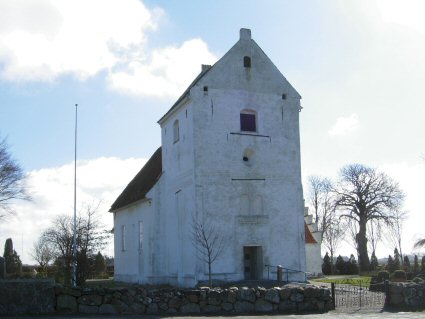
[73,103,78,287]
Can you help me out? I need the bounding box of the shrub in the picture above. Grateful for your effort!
[391,270,407,282]
[377,270,390,282]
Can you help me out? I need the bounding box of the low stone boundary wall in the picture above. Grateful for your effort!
[387,282,425,310]
[56,283,333,315]
[0,279,56,315]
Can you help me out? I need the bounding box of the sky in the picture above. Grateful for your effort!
[0,0,424,264]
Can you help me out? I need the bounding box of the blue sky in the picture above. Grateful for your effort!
[0,0,424,263]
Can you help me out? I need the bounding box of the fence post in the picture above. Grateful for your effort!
[359,282,362,308]
[277,265,283,286]
[331,282,336,309]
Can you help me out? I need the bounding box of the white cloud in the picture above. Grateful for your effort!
[0,156,147,264]
[0,0,158,81]
[108,38,217,98]
[328,114,359,137]
[0,0,217,98]
[376,0,425,35]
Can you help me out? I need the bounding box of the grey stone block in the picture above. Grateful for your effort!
[254,299,273,312]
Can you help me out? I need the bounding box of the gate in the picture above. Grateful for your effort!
[331,282,386,310]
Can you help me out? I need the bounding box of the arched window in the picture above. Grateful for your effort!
[173,120,179,143]
[240,109,257,132]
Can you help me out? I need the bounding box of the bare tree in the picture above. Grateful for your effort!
[367,219,383,257]
[307,175,333,241]
[385,210,407,264]
[345,218,359,252]
[414,238,425,250]
[31,236,54,275]
[0,137,30,218]
[41,203,109,285]
[322,215,346,274]
[334,164,404,272]
[191,217,226,288]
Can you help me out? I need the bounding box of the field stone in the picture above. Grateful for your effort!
[77,294,102,306]
[265,288,280,304]
[207,290,221,305]
[180,303,200,314]
[234,301,254,312]
[130,303,146,313]
[203,304,221,313]
[279,288,291,300]
[99,304,117,314]
[57,295,77,313]
[279,300,297,313]
[146,303,158,314]
[221,302,233,311]
[254,299,273,312]
[78,304,98,314]
[222,290,237,303]
[290,292,304,303]
[239,287,255,302]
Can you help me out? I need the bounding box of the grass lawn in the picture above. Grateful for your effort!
[310,275,371,287]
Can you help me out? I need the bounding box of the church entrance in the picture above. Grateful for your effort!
[243,246,263,280]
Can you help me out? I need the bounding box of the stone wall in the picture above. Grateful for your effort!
[387,282,425,310]
[0,279,56,315]
[55,283,333,315]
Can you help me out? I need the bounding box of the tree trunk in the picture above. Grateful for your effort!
[356,218,370,272]
[208,260,212,288]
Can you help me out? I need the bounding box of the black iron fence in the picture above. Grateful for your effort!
[331,281,387,309]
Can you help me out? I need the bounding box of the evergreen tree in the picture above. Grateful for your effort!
[94,252,106,277]
[335,255,346,275]
[348,254,359,275]
[413,255,419,274]
[393,248,401,271]
[421,256,425,272]
[387,255,396,273]
[403,255,411,272]
[3,238,22,275]
[370,251,379,271]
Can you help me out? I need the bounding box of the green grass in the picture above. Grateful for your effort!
[311,275,371,287]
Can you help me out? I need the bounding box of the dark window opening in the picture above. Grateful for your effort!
[282,94,287,100]
[240,113,256,132]
[243,56,251,68]
[203,86,208,92]
[243,156,248,162]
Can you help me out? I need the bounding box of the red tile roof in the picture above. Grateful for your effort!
[109,147,162,212]
[305,222,318,244]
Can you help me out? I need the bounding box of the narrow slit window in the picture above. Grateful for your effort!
[240,110,257,132]
[121,225,126,251]
[138,221,143,251]
[173,120,179,143]
[244,56,251,68]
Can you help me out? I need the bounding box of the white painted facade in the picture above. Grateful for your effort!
[304,210,323,276]
[112,29,307,287]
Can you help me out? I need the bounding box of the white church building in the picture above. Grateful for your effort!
[110,29,313,287]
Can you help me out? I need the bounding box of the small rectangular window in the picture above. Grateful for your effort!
[240,113,256,132]
[173,120,179,143]
[138,221,143,250]
[244,56,251,68]
[121,225,126,251]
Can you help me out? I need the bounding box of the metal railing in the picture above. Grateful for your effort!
[264,264,308,283]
